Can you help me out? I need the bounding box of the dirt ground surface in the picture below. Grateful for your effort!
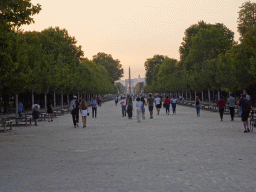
[0,100,256,192]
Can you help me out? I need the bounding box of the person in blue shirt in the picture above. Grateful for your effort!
[18,101,23,117]
[91,97,98,118]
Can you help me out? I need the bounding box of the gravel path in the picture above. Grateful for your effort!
[0,101,256,192]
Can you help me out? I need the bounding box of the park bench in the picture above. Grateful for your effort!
[224,107,230,114]
[0,120,13,132]
[201,103,211,109]
[210,104,218,112]
[186,101,193,107]
[39,113,47,121]
[7,116,32,126]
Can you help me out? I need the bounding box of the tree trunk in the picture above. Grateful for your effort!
[15,94,18,125]
[218,90,220,100]
[54,90,56,109]
[202,91,204,102]
[61,91,63,109]
[44,92,47,112]
[32,90,34,105]
[208,89,210,104]
[67,94,69,105]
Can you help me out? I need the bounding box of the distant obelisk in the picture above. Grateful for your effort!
[129,66,131,94]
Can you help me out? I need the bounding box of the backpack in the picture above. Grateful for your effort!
[75,100,80,110]
[70,100,76,110]
[242,99,251,112]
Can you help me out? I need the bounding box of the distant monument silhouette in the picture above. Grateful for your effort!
[129,66,131,94]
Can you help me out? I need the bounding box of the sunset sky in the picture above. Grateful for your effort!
[22,0,247,80]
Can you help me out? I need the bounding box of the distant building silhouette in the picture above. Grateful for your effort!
[118,74,145,94]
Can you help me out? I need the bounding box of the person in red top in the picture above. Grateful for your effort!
[97,97,101,107]
[164,96,171,115]
[217,96,226,121]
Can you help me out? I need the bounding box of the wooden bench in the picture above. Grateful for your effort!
[210,104,218,112]
[7,117,32,126]
[201,104,211,109]
[54,109,65,116]
[1,120,13,132]
[39,113,47,121]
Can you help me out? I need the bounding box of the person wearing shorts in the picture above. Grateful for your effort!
[240,94,252,133]
[32,104,40,126]
[80,99,88,128]
[155,95,161,115]
[147,94,154,118]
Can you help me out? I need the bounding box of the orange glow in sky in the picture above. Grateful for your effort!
[22,0,246,80]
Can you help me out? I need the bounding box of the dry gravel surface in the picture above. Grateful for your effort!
[0,101,256,192]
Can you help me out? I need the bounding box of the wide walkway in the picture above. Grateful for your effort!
[0,101,255,192]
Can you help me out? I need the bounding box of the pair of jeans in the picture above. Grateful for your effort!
[72,110,79,126]
[122,106,126,116]
[229,107,235,120]
[239,106,242,116]
[219,109,224,120]
[92,107,97,117]
[172,103,176,113]
[166,104,170,113]
[196,104,200,115]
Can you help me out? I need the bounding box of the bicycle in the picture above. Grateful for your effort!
[249,110,256,132]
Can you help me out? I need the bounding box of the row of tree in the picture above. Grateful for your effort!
[0,0,124,112]
[144,1,256,99]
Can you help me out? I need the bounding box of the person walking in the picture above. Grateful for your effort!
[164,96,170,115]
[32,104,40,126]
[155,95,161,115]
[171,95,178,114]
[240,94,252,132]
[120,96,127,117]
[91,97,98,118]
[127,96,133,119]
[195,96,200,116]
[18,101,23,118]
[237,94,243,117]
[115,96,118,106]
[97,96,101,107]
[141,97,146,119]
[136,98,143,122]
[147,94,154,119]
[70,96,80,128]
[80,99,88,128]
[227,93,236,121]
[47,101,53,122]
[217,96,226,121]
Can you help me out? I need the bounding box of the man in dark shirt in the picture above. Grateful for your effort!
[217,96,226,121]
[147,94,154,119]
[240,94,252,133]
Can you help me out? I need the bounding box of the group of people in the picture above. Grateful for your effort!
[216,93,253,133]
[119,95,146,121]
[194,93,253,133]
[70,96,99,128]
[117,93,254,133]
[27,96,100,128]
[116,94,179,122]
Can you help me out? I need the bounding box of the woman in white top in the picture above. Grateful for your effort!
[136,98,143,122]
[80,100,88,128]
[171,95,178,114]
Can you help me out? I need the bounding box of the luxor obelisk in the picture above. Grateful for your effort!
[129,66,131,94]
